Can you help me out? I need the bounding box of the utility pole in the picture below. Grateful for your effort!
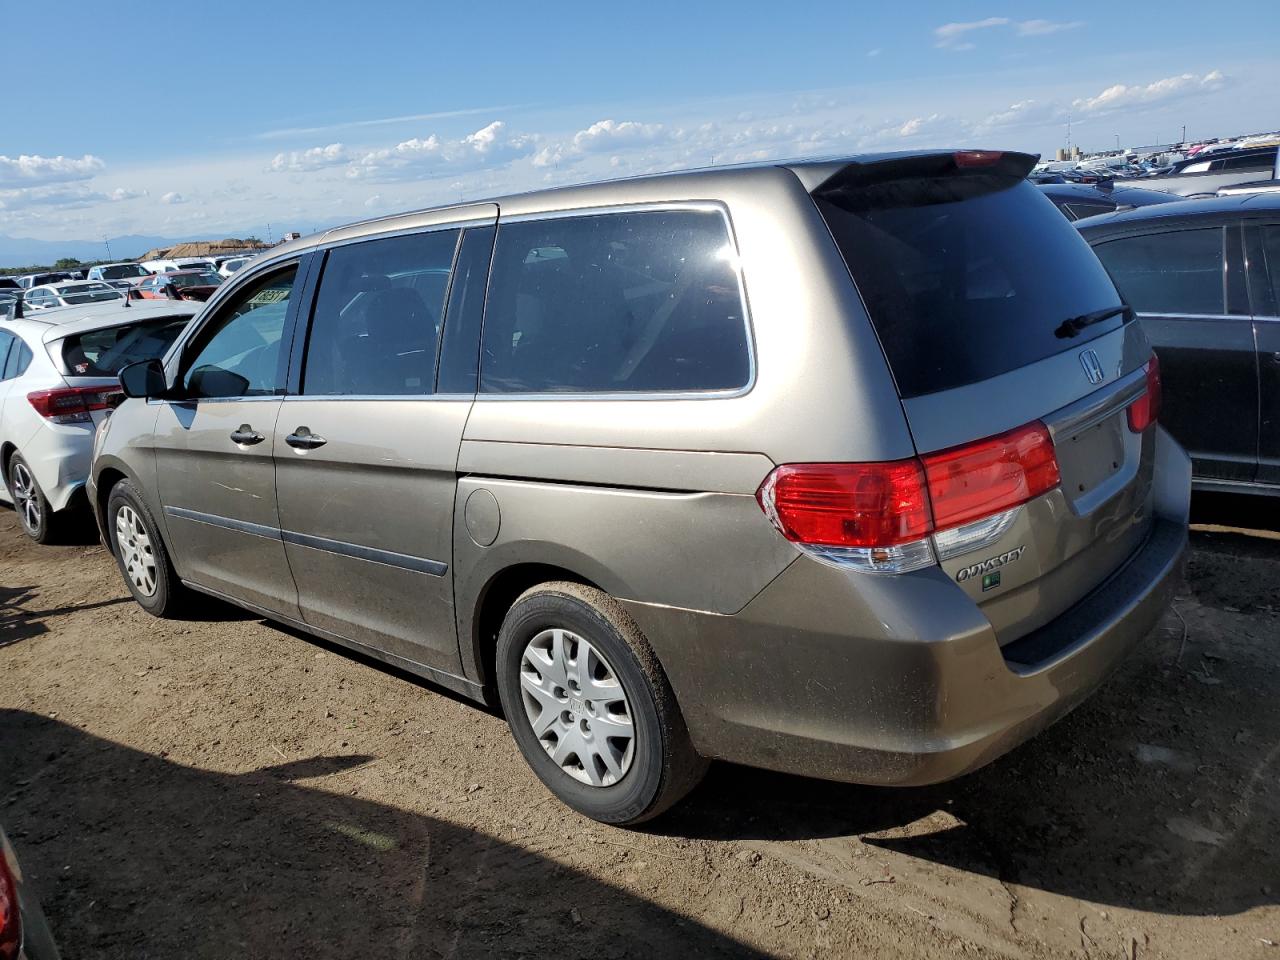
[1115,134,1120,151]
[1181,124,1187,145]
[103,236,113,260]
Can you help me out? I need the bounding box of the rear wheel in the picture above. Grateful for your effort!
[106,480,188,617]
[8,453,60,544]
[495,582,707,825]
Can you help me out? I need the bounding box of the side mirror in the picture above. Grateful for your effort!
[119,358,168,399]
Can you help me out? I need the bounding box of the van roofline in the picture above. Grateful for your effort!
[265,149,1037,260]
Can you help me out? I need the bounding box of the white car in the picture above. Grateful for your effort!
[216,255,253,278]
[86,262,152,290]
[0,300,198,542]
[23,280,123,310]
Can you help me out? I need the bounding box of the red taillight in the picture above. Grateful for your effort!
[27,385,123,424]
[1127,355,1161,432]
[757,460,932,548]
[922,422,1061,531]
[757,421,1062,571]
[0,845,19,960]
[954,150,1004,168]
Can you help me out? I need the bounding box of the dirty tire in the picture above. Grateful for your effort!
[106,479,188,617]
[8,452,63,544]
[496,582,707,826]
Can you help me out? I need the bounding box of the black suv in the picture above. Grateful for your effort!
[1078,193,1280,494]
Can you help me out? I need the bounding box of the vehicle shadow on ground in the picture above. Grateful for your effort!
[0,585,132,649]
[0,709,765,960]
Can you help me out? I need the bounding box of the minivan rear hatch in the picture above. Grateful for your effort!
[810,151,1159,645]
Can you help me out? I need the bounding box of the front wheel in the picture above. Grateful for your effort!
[495,582,707,825]
[106,480,188,617]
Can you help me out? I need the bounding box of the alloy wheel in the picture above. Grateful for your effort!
[519,628,635,786]
[10,461,42,535]
[115,505,158,597]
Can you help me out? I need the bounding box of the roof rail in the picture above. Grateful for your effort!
[2,293,23,321]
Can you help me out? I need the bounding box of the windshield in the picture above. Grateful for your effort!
[59,316,190,376]
[99,264,148,280]
[170,272,220,288]
[816,179,1125,398]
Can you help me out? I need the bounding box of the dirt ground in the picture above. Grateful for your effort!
[1,496,1277,959]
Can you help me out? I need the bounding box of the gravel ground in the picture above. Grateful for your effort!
[1,496,1277,959]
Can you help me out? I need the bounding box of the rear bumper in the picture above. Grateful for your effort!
[624,428,1191,786]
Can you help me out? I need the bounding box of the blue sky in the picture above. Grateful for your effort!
[2,0,1277,245]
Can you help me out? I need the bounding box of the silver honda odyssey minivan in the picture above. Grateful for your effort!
[91,150,1190,825]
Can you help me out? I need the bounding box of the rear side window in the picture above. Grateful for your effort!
[302,230,459,396]
[60,316,189,376]
[0,332,13,378]
[1263,225,1280,312]
[817,179,1125,398]
[2,337,31,380]
[1093,229,1224,316]
[481,209,750,394]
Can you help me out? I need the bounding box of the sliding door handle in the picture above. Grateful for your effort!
[285,427,327,450]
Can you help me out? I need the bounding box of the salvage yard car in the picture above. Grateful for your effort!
[0,300,198,542]
[90,150,1190,825]
[131,269,222,302]
[21,280,123,310]
[1078,193,1280,496]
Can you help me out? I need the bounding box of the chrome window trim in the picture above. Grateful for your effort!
[482,200,757,401]
[1136,312,1244,321]
[281,393,474,402]
[1252,315,1280,323]
[316,217,490,254]
[149,395,283,405]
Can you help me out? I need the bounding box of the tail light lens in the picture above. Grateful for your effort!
[922,422,1060,530]
[953,150,1004,168]
[757,420,1061,574]
[28,385,123,424]
[1127,355,1161,432]
[756,461,931,548]
[0,841,19,960]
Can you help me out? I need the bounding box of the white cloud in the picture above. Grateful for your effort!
[867,48,882,58]
[108,187,145,202]
[345,121,534,181]
[1016,19,1084,36]
[1073,70,1227,114]
[363,194,382,208]
[0,153,104,188]
[934,17,1085,50]
[934,17,1009,50]
[270,143,348,172]
[160,191,187,205]
[254,104,521,141]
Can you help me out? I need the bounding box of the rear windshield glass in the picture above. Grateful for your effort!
[60,316,189,376]
[816,179,1125,398]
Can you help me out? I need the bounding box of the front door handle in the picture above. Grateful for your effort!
[285,427,327,450]
[230,424,265,445]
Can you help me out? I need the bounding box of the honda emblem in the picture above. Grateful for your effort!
[1079,349,1105,385]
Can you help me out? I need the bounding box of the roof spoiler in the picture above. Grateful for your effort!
[812,150,1040,203]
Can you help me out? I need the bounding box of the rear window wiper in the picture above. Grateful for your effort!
[1054,304,1132,339]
